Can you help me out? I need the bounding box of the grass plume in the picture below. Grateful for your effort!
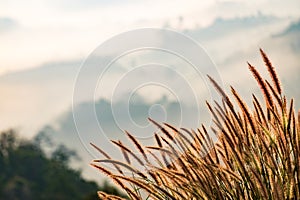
[91,49,299,199]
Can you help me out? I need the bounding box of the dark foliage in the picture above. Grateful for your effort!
[0,129,126,200]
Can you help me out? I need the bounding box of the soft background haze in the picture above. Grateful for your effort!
[1,0,299,182]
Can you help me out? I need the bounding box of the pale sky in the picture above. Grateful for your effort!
[1,0,300,75]
[0,0,299,138]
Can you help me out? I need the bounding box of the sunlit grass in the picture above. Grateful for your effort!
[91,49,299,199]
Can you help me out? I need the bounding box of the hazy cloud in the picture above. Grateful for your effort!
[38,94,210,180]
[0,17,18,32]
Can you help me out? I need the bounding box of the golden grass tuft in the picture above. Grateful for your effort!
[91,50,299,199]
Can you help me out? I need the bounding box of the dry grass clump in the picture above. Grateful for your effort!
[90,49,300,199]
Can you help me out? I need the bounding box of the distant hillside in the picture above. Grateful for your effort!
[184,13,279,40]
[274,19,300,53]
[0,129,127,200]
[35,94,207,181]
[277,19,300,36]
